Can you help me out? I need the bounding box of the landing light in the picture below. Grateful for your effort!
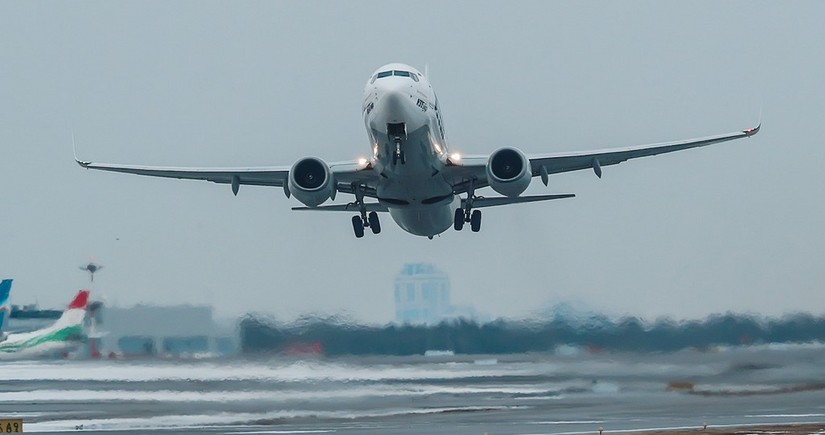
[358,157,369,167]
[450,153,461,162]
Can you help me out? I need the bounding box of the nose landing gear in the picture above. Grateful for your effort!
[388,123,406,166]
[392,143,406,165]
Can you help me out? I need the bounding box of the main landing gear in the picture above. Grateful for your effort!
[351,212,380,238]
[350,184,381,238]
[454,181,482,232]
[454,208,481,232]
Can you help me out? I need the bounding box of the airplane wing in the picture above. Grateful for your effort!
[75,159,377,194]
[76,160,292,187]
[449,124,760,190]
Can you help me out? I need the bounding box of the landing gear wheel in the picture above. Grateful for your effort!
[352,215,365,238]
[454,208,465,231]
[368,211,381,234]
[400,151,406,164]
[470,210,482,232]
[392,153,398,165]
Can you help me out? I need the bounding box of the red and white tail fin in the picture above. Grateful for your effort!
[53,290,90,329]
[68,290,90,310]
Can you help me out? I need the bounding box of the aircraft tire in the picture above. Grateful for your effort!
[454,208,464,231]
[470,210,482,232]
[368,211,381,234]
[352,215,365,238]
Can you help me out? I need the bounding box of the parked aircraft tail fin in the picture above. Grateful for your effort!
[53,290,90,329]
[0,279,13,333]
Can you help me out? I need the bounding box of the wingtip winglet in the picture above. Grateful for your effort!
[72,130,91,167]
[743,122,761,137]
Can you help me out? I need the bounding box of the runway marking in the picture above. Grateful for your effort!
[226,431,335,434]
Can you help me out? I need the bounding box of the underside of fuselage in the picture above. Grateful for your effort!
[361,65,461,237]
[371,124,458,237]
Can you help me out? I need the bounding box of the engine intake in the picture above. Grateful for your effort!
[288,157,335,207]
[486,147,531,198]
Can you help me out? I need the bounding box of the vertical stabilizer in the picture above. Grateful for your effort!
[67,290,89,310]
[0,279,13,333]
[53,290,90,329]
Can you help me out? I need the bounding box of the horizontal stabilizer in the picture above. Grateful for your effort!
[468,194,575,209]
[292,194,574,212]
[292,202,389,212]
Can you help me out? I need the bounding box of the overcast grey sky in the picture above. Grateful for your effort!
[1,1,823,323]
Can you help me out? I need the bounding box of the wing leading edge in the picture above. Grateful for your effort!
[527,124,760,178]
[451,123,760,188]
[75,158,377,193]
[75,160,291,187]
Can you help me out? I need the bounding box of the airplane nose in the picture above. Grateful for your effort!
[382,89,409,114]
[376,79,415,121]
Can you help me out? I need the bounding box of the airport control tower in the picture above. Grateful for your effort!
[79,259,103,282]
[394,263,451,325]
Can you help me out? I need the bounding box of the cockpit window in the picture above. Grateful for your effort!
[373,70,419,82]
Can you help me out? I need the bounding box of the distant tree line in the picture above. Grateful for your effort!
[239,312,825,356]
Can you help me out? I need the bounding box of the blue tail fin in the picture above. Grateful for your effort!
[0,279,13,332]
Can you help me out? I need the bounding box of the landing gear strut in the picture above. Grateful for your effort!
[388,123,407,166]
[350,184,381,238]
[392,142,406,165]
[454,180,482,233]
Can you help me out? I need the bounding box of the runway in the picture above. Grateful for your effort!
[3,343,825,434]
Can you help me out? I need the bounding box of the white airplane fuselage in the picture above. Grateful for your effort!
[362,63,460,237]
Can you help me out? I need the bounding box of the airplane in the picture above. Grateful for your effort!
[76,62,760,239]
[0,279,12,342]
[0,290,89,360]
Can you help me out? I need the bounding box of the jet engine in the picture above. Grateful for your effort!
[485,147,531,197]
[288,157,335,207]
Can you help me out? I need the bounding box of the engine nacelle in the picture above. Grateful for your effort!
[486,147,531,198]
[288,157,335,207]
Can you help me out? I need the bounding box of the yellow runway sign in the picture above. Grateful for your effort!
[0,419,23,432]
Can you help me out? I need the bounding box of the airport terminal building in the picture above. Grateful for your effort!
[99,304,236,357]
[393,263,482,325]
